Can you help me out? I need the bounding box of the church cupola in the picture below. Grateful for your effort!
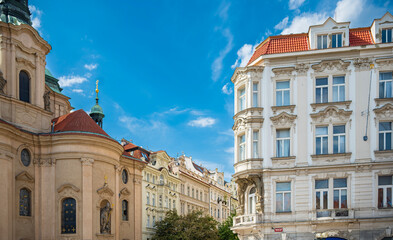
[89,80,105,128]
[0,0,32,26]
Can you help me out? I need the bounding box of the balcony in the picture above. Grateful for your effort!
[314,209,354,220]
[233,213,263,227]
[234,158,263,173]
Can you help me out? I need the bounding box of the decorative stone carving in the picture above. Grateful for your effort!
[15,171,34,183]
[34,158,55,167]
[43,90,50,111]
[16,57,35,69]
[374,103,393,119]
[235,175,264,214]
[0,70,7,94]
[231,66,264,84]
[272,67,295,78]
[312,59,350,73]
[353,58,373,71]
[119,187,130,196]
[97,183,114,197]
[233,117,245,131]
[310,106,352,123]
[57,183,80,193]
[270,112,297,126]
[133,177,142,185]
[295,63,309,76]
[375,57,393,68]
[80,157,94,166]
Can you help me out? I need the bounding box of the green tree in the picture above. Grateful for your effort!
[218,212,239,240]
[152,210,219,240]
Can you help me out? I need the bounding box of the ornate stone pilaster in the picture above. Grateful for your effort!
[34,158,56,167]
[353,57,373,72]
[81,157,94,240]
[81,157,94,166]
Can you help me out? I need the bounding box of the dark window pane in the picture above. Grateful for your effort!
[380,122,392,131]
[379,133,385,151]
[379,176,393,185]
[19,188,31,216]
[341,189,347,208]
[277,182,291,191]
[62,198,76,234]
[322,87,328,103]
[382,29,387,43]
[122,200,128,221]
[378,188,384,208]
[388,188,392,207]
[387,133,392,150]
[19,71,30,103]
[316,179,328,189]
[316,192,320,209]
[380,81,385,98]
[332,34,337,48]
[333,125,345,134]
[316,78,328,86]
[323,191,328,209]
[338,34,342,47]
[334,190,339,208]
[334,178,347,188]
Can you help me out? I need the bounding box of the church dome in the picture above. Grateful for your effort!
[91,103,104,115]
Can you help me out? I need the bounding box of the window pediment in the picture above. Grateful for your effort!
[374,103,393,119]
[270,112,297,126]
[57,183,80,193]
[272,67,295,78]
[353,58,374,71]
[97,183,114,197]
[310,106,352,123]
[120,187,130,196]
[312,60,350,73]
[15,171,34,183]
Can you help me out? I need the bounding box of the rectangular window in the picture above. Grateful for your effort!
[147,215,150,227]
[276,129,290,157]
[316,179,329,217]
[239,134,246,161]
[333,76,345,102]
[239,88,246,111]
[147,192,150,205]
[317,35,328,49]
[379,122,392,151]
[276,182,291,212]
[332,33,343,48]
[316,126,328,155]
[152,194,156,206]
[173,200,176,210]
[188,186,190,196]
[378,175,393,208]
[147,173,150,182]
[316,78,328,103]
[379,72,393,98]
[159,195,162,207]
[276,81,290,106]
[333,178,347,209]
[152,216,156,226]
[382,28,393,43]
[253,83,259,107]
[152,175,155,184]
[196,190,199,200]
[333,125,346,153]
[253,130,259,158]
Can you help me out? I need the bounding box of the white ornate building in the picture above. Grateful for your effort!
[231,13,393,240]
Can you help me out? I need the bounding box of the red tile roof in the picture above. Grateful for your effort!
[52,109,109,136]
[248,34,309,64]
[247,28,375,65]
[124,142,138,151]
[349,28,374,46]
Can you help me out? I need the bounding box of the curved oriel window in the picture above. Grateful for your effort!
[19,71,30,103]
[61,198,76,234]
[19,188,31,216]
[248,187,256,214]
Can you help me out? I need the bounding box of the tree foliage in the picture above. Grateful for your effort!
[152,210,219,240]
[218,212,239,240]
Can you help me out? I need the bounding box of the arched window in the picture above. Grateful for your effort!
[19,71,30,103]
[19,188,31,216]
[122,200,128,221]
[248,187,256,214]
[61,198,76,234]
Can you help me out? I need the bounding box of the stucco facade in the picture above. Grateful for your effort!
[231,13,393,240]
[0,5,146,240]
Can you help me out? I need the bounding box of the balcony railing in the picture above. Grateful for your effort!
[233,213,263,227]
[315,209,353,219]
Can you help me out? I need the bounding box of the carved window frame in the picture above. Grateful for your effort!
[312,73,349,104]
[57,184,81,238]
[17,186,33,218]
[17,144,33,168]
[313,122,349,155]
[271,176,295,215]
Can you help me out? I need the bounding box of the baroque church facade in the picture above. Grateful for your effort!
[0,1,146,240]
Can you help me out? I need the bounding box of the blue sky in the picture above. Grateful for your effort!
[30,0,391,180]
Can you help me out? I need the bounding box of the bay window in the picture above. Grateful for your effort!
[248,187,256,214]
[239,88,246,111]
[239,134,246,161]
[253,130,259,158]
[253,83,259,107]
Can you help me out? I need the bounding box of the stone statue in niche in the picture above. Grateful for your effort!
[100,201,112,234]
[0,70,7,95]
[43,90,50,111]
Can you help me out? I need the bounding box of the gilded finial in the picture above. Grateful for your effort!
[104,175,108,184]
[370,64,375,69]
[95,80,99,93]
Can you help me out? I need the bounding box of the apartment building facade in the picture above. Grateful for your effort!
[231,13,393,240]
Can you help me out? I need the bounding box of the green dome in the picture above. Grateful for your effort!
[90,103,104,115]
[45,68,54,77]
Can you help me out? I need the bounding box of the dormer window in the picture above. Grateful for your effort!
[382,28,392,43]
[317,35,328,49]
[332,33,343,48]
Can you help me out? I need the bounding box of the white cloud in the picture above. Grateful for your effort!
[58,75,87,88]
[72,89,84,93]
[224,147,234,154]
[334,0,364,23]
[188,117,216,127]
[289,0,306,10]
[217,2,231,21]
[275,16,289,30]
[222,83,233,95]
[231,43,255,69]
[84,64,98,71]
[84,72,92,78]
[212,28,233,81]
[281,12,327,34]
[119,115,168,135]
[29,5,43,30]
